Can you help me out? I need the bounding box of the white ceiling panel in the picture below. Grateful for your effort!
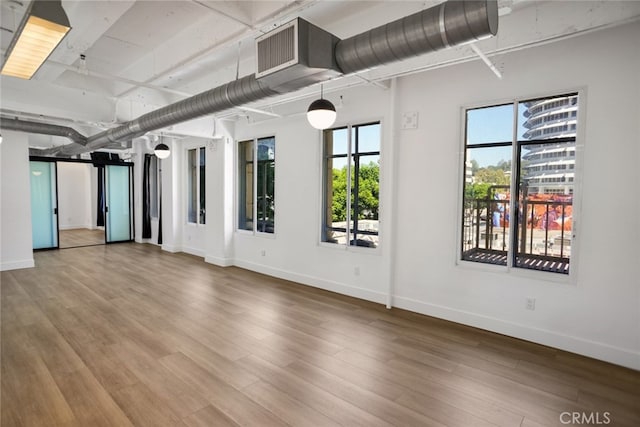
[103,1,202,49]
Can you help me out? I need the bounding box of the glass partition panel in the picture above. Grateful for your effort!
[106,165,132,242]
[30,161,58,249]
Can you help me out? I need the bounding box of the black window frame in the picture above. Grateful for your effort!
[461,92,579,275]
[322,121,381,249]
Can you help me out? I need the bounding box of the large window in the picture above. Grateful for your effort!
[323,122,380,248]
[187,146,206,224]
[238,136,275,234]
[461,93,578,274]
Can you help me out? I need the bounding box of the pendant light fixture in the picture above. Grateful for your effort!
[154,135,170,159]
[306,84,336,130]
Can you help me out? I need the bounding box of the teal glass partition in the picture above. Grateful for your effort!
[30,161,58,249]
[106,165,133,242]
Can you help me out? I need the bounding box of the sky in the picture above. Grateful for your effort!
[327,124,380,170]
[466,103,529,167]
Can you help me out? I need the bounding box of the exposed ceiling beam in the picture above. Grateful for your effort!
[48,59,193,98]
[190,0,255,31]
[114,0,318,100]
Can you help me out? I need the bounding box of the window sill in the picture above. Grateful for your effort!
[456,259,572,285]
[235,229,276,239]
[319,241,381,255]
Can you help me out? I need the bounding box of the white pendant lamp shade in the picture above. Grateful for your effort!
[307,98,336,130]
[154,143,170,159]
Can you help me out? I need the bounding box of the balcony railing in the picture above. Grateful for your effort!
[462,196,571,274]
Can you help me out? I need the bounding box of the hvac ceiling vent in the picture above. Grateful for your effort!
[256,18,341,93]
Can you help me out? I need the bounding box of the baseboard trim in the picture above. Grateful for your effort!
[1,258,35,271]
[393,296,640,371]
[233,259,387,305]
[161,244,181,253]
[205,255,233,267]
[182,246,205,258]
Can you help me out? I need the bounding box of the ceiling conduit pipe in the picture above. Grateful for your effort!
[0,117,87,146]
[18,0,496,157]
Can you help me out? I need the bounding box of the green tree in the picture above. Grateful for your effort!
[332,167,348,221]
[331,162,379,222]
[355,162,379,219]
[474,167,509,185]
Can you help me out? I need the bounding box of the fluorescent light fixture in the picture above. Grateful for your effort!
[154,143,170,159]
[1,0,71,80]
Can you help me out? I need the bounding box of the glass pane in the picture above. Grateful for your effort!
[461,146,512,265]
[466,104,514,145]
[352,154,379,248]
[323,150,347,246]
[238,140,253,231]
[257,137,275,233]
[30,161,58,249]
[199,147,206,224]
[324,127,348,155]
[106,165,131,242]
[518,93,578,141]
[355,122,381,153]
[515,139,575,274]
[257,136,275,161]
[187,148,197,223]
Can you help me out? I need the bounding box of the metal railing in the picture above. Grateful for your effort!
[462,196,572,265]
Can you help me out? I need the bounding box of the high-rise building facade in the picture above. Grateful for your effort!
[520,94,578,195]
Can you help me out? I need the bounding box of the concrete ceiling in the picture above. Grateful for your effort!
[1,0,639,149]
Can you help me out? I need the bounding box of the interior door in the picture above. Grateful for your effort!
[105,164,133,243]
[30,161,59,249]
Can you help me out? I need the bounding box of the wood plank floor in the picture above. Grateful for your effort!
[59,228,105,249]
[1,243,639,426]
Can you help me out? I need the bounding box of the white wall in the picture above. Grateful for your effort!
[390,22,640,369]
[57,162,93,230]
[204,120,236,267]
[226,22,640,369]
[233,84,394,303]
[0,131,34,271]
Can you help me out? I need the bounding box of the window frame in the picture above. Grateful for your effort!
[185,144,206,226]
[236,135,276,236]
[457,89,585,282]
[320,120,382,252]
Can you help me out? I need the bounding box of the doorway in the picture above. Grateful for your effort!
[29,157,134,250]
[57,161,102,248]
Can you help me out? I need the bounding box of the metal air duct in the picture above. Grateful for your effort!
[0,117,87,145]
[56,74,279,157]
[10,0,497,157]
[335,0,498,74]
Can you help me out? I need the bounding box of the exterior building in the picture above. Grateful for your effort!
[521,94,578,195]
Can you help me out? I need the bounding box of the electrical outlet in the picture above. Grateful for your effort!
[260,250,266,257]
[526,297,536,311]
